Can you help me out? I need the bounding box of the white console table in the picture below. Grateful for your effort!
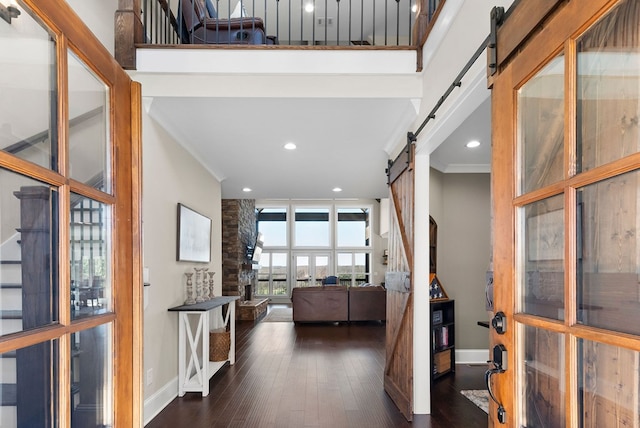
[168,296,239,397]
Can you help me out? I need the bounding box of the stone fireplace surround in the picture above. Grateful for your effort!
[221,199,257,301]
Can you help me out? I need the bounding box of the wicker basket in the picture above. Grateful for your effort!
[209,329,230,362]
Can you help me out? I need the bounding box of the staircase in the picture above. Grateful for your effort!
[0,233,22,426]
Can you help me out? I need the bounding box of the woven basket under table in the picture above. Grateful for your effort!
[209,330,230,362]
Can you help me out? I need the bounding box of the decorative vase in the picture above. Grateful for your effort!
[208,271,216,298]
[201,268,210,300]
[184,272,196,305]
[194,267,204,303]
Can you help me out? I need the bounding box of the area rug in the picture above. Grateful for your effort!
[461,390,489,414]
[262,307,293,322]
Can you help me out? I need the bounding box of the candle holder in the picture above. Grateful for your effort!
[201,267,210,300]
[184,272,196,305]
[208,271,216,298]
[194,267,204,303]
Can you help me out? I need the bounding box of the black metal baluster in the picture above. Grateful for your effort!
[276,0,280,43]
[156,0,160,43]
[168,0,172,44]
[384,0,388,45]
[408,0,412,45]
[348,0,351,45]
[288,0,291,45]
[264,0,268,43]
[300,0,303,45]
[215,0,220,44]
[312,0,315,45]
[324,0,327,45]
[372,0,375,45]
[360,0,363,44]
[228,0,232,44]
[336,0,340,45]
[143,0,148,43]
[395,0,399,46]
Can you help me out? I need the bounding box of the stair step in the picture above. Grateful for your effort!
[0,261,20,265]
[0,284,21,289]
[0,384,16,406]
[0,351,16,358]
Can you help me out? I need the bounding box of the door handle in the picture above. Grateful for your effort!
[485,344,507,424]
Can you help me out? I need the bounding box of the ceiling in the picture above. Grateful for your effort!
[146,78,491,201]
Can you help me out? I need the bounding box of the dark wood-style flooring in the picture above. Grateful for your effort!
[147,305,489,428]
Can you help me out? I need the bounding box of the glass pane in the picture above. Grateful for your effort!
[68,51,110,193]
[70,194,112,320]
[518,54,565,194]
[521,195,564,320]
[337,207,370,247]
[71,323,113,427]
[354,253,369,285]
[579,339,639,427]
[257,208,287,246]
[256,253,270,296]
[295,255,310,287]
[0,168,58,335]
[0,341,58,427]
[0,4,57,169]
[271,253,287,295]
[520,325,565,427]
[314,255,328,285]
[577,0,640,172]
[577,171,640,335]
[337,252,352,286]
[294,208,329,247]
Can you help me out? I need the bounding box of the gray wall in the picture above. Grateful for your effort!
[430,169,490,350]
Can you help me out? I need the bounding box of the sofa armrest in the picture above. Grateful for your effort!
[348,286,387,321]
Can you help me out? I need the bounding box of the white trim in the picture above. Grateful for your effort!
[455,349,489,365]
[144,377,178,426]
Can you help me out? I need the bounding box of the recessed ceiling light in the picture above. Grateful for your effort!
[242,187,252,192]
[304,3,314,12]
[284,142,297,150]
[466,140,481,148]
[333,187,342,192]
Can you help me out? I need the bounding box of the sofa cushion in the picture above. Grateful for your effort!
[292,286,348,322]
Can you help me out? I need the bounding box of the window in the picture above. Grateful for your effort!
[256,208,287,247]
[294,207,330,247]
[337,252,370,286]
[337,207,370,247]
[256,252,288,296]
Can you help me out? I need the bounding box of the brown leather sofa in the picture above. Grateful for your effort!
[348,285,386,321]
[292,286,349,322]
[291,285,386,323]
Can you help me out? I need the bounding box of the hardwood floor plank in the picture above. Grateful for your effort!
[147,307,489,428]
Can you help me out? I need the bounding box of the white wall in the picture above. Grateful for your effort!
[141,105,222,424]
[66,0,117,55]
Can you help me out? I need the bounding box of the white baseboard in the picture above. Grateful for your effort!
[455,349,489,365]
[144,377,178,426]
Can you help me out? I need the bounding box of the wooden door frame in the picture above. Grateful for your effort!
[489,0,635,426]
[3,1,143,426]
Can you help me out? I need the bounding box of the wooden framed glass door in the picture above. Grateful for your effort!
[491,0,640,426]
[0,1,141,426]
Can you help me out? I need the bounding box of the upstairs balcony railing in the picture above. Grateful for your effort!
[115,0,445,69]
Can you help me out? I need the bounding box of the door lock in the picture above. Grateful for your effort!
[491,311,507,334]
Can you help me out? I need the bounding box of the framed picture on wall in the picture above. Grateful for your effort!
[177,203,212,262]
